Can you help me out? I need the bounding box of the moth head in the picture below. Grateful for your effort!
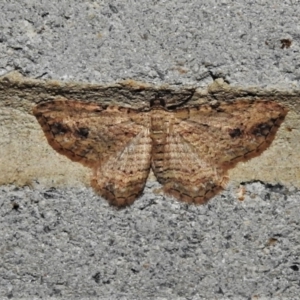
[150,97,166,108]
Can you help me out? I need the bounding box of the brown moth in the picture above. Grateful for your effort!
[33,98,287,207]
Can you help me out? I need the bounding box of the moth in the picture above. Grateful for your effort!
[33,98,287,207]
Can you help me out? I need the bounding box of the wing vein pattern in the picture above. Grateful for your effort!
[33,99,287,207]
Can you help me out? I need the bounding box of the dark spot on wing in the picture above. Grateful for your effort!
[50,122,69,135]
[252,122,272,137]
[229,128,243,138]
[75,127,89,138]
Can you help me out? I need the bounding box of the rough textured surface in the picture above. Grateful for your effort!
[33,99,287,207]
[1,0,300,299]
[1,183,300,299]
[0,0,299,89]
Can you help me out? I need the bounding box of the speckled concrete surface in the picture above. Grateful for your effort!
[0,0,300,299]
[1,182,300,299]
[0,0,298,88]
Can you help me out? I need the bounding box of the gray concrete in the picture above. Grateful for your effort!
[0,0,300,299]
[1,183,300,299]
[0,0,298,88]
